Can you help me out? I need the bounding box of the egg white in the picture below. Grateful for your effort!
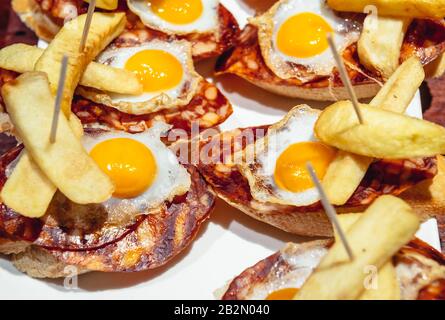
[252,0,361,81]
[238,243,327,300]
[97,40,198,104]
[241,106,326,207]
[127,0,220,35]
[82,122,191,221]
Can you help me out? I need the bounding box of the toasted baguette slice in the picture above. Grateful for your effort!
[215,173,445,238]
[216,22,445,101]
[235,75,381,101]
[199,155,445,237]
[12,0,241,61]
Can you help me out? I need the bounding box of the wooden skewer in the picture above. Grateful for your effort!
[327,33,364,125]
[79,0,96,53]
[306,162,355,261]
[49,55,69,144]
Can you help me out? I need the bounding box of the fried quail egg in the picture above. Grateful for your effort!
[240,106,336,207]
[127,0,220,35]
[80,39,201,115]
[219,242,328,300]
[251,0,360,81]
[82,122,191,220]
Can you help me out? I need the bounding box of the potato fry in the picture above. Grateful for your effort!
[1,13,125,215]
[34,12,126,116]
[0,44,142,95]
[2,72,114,204]
[322,151,372,205]
[358,15,411,80]
[295,196,419,300]
[84,0,118,10]
[327,0,445,19]
[322,58,424,205]
[0,43,41,74]
[0,115,84,218]
[0,152,56,218]
[370,57,425,112]
[337,214,400,300]
[315,100,445,159]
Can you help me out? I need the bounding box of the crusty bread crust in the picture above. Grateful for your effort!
[12,246,88,278]
[235,73,381,101]
[216,165,445,238]
[0,237,29,255]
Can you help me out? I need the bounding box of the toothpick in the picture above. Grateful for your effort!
[306,162,354,261]
[327,34,364,125]
[49,55,69,144]
[79,0,96,53]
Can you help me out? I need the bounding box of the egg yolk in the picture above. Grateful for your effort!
[266,288,299,300]
[277,12,333,58]
[148,0,203,24]
[89,138,157,199]
[274,141,336,193]
[124,49,183,93]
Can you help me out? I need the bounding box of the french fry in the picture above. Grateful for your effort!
[295,196,419,300]
[322,152,372,205]
[327,0,445,19]
[337,214,400,300]
[1,13,125,216]
[358,15,411,80]
[2,72,114,204]
[0,152,56,218]
[0,115,84,218]
[315,100,445,159]
[322,58,424,205]
[34,12,126,116]
[84,0,118,10]
[371,57,425,112]
[0,44,142,95]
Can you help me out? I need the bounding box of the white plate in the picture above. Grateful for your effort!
[0,0,441,300]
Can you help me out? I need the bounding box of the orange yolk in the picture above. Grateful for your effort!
[274,141,336,193]
[148,0,203,24]
[277,12,333,58]
[266,288,299,300]
[90,138,157,198]
[124,49,183,93]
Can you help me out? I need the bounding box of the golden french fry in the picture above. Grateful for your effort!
[337,214,401,300]
[2,72,114,204]
[84,0,118,10]
[34,12,126,116]
[322,151,372,205]
[371,57,425,112]
[1,115,84,218]
[295,196,419,300]
[0,44,142,95]
[315,100,445,159]
[1,13,125,216]
[0,152,56,218]
[322,58,424,205]
[327,0,445,19]
[0,43,40,73]
[358,15,411,80]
